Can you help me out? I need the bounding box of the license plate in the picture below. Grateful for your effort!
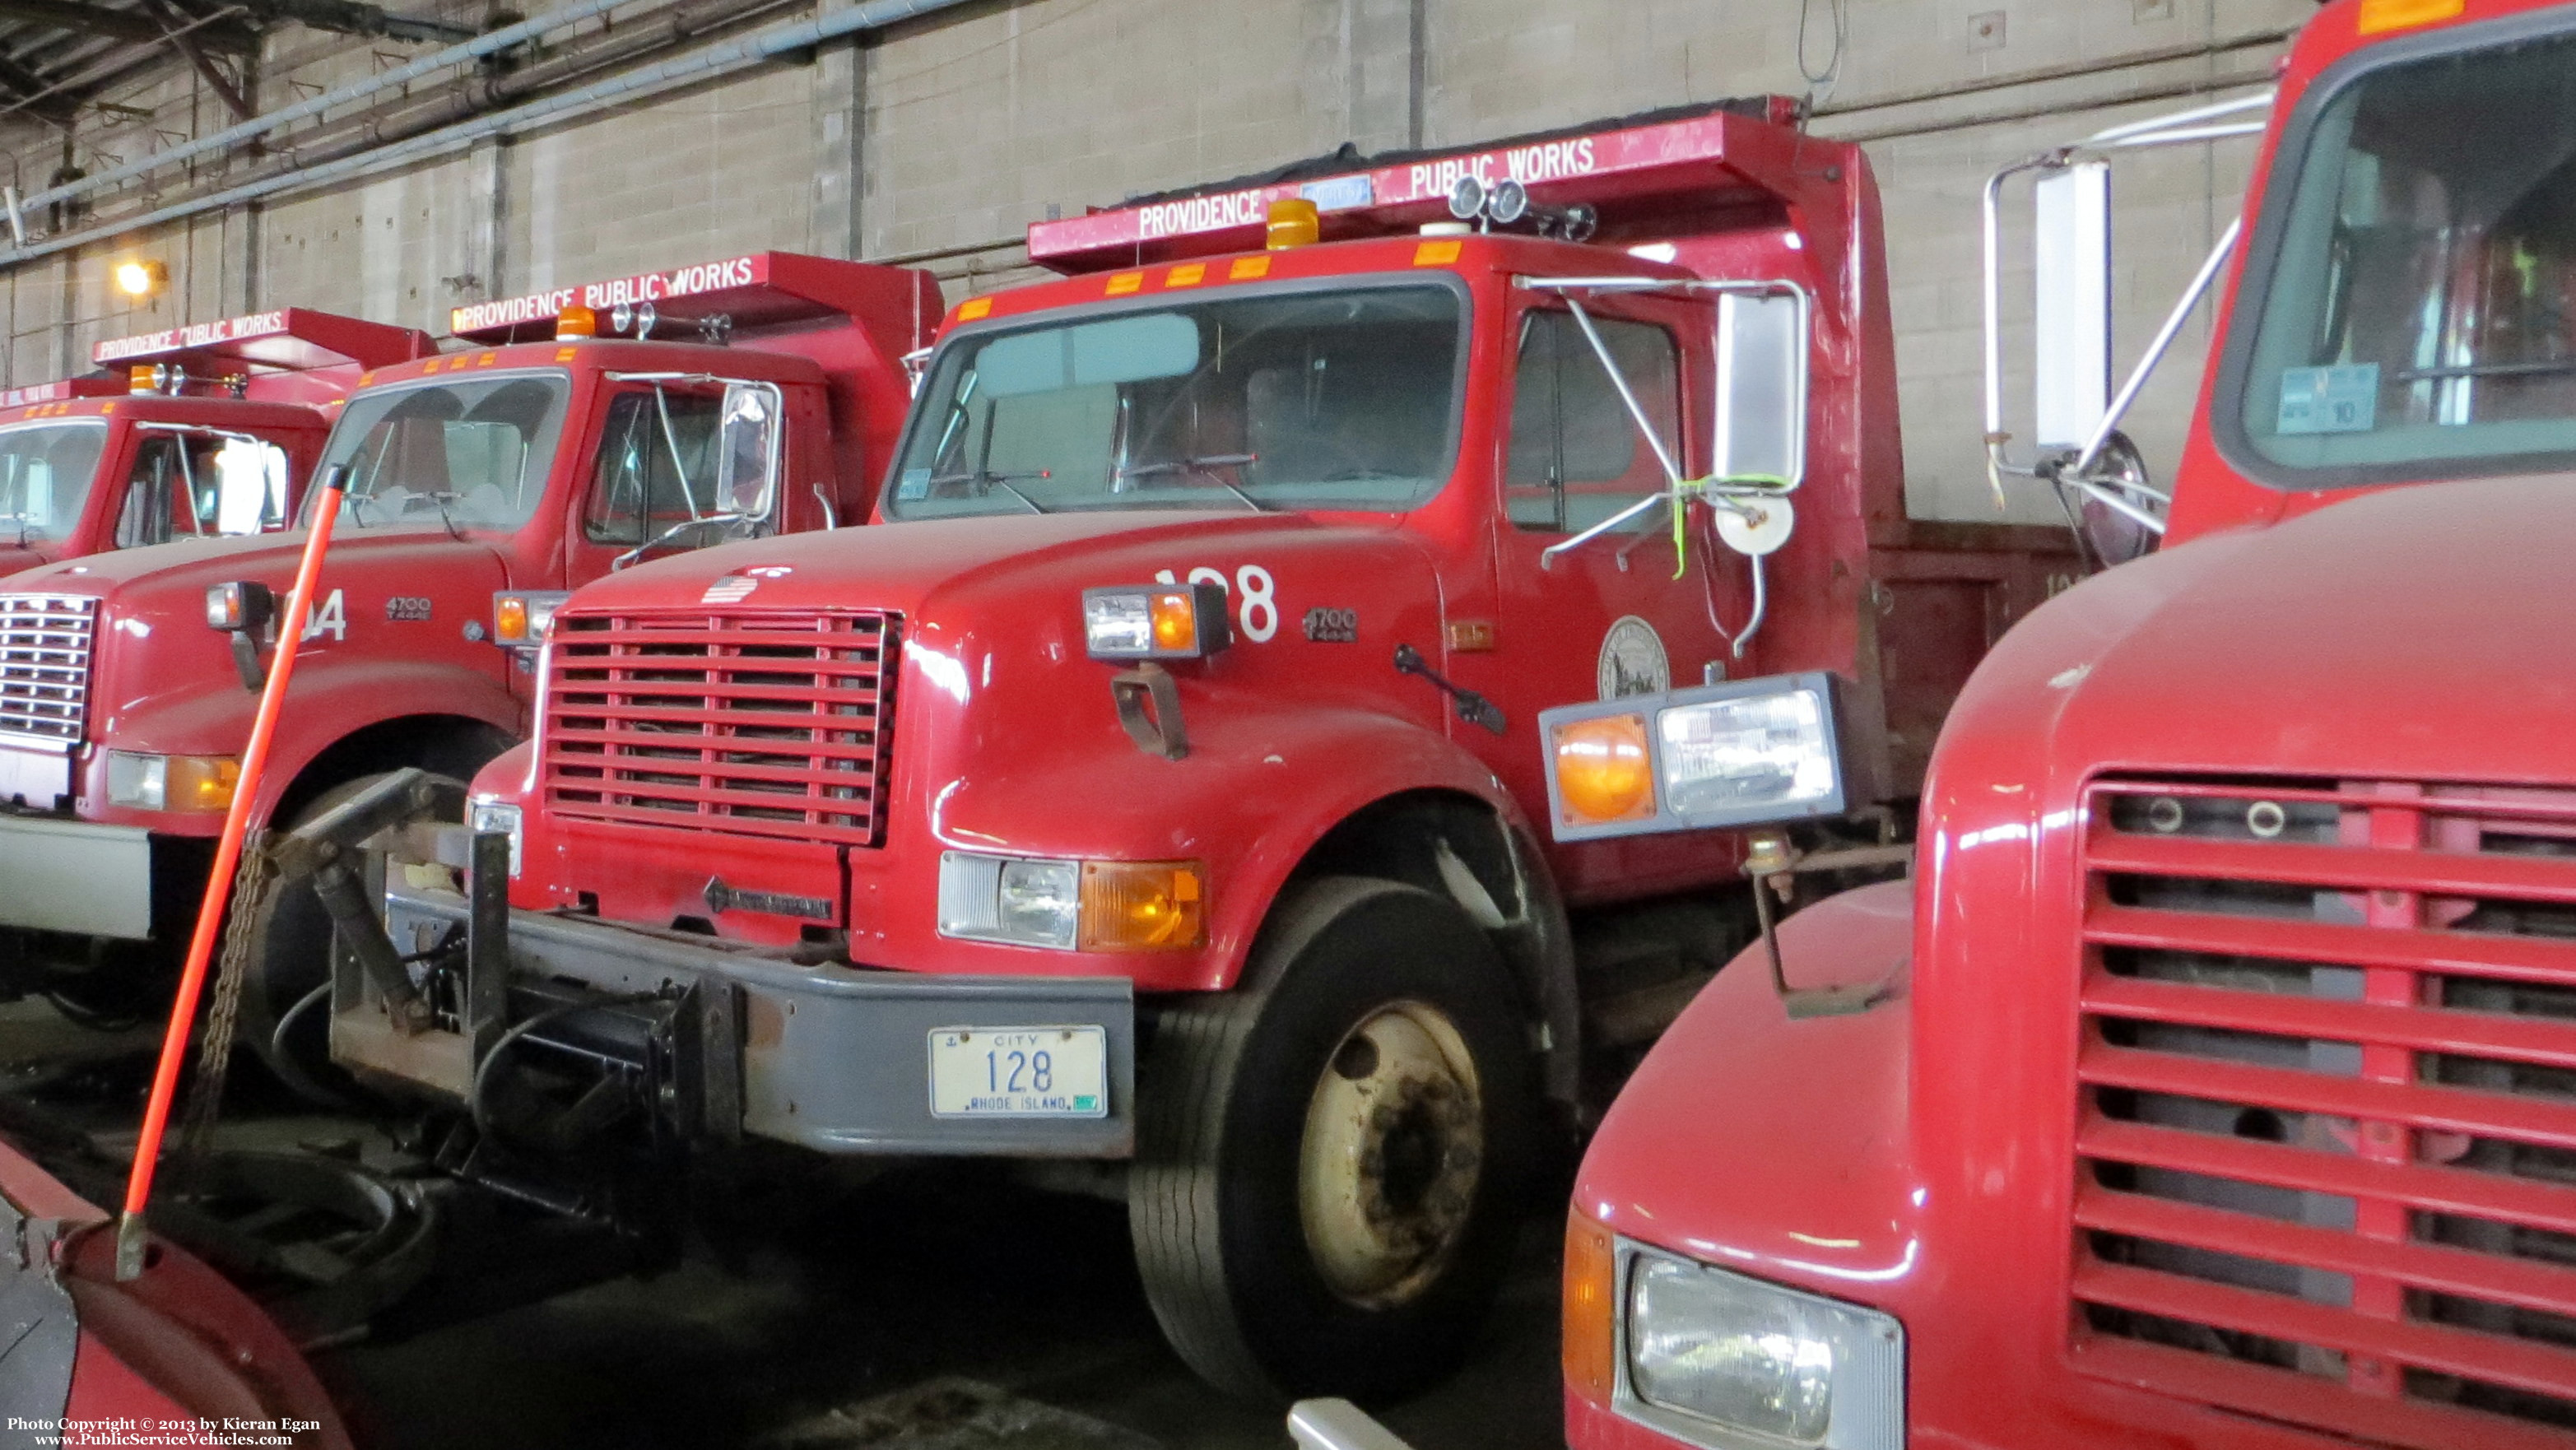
[928,1025,1109,1118]
[0,747,69,809]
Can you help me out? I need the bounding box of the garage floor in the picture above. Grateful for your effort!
[0,1000,1566,1450]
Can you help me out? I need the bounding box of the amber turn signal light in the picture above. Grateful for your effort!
[1078,860,1206,951]
[1562,1213,1618,1405]
[1551,712,1653,826]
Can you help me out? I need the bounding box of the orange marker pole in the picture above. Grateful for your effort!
[116,472,346,1279]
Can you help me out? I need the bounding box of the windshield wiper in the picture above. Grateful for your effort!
[924,467,1053,514]
[1114,453,1272,511]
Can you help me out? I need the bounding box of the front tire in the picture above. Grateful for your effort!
[1128,876,1536,1401]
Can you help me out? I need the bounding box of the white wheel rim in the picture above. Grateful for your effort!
[1296,1000,1484,1308]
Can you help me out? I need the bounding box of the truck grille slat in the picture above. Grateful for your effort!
[2079,1115,2576,1239]
[2090,902,2576,992]
[2075,1258,2576,1402]
[2071,776,2576,1446]
[2073,1336,2576,1450]
[542,609,896,848]
[2085,970,2576,1072]
[0,594,95,747]
[2076,1183,2576,1320]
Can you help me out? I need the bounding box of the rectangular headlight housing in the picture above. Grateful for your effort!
[939,852,1206,952]
[106,751,239,812]
[1538,672,1848,842]
[1617,1244,1904,1450]
[205,579,275,633]
[492,590,573,648]
[1082,582,1231,661]
[467,797,523,876]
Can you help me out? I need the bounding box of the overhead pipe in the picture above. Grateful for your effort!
[14,0,638,218]
[2,0,974,271]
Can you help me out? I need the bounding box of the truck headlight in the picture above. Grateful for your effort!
[1541,672,1848,841]
[1082,582,1231,660]
[938,852,1204,951]
[1621,1250,1903,1449]
[467,797,523,876]
[105,751,239,812]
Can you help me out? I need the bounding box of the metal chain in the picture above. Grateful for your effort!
[175,830,281,1166]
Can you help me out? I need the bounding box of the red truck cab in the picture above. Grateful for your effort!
[342,102,2073,1403]
[1565,2,2576,1448]
[0,253,936,1049]
[0,309,431,579]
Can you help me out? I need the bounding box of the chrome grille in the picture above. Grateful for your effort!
[2071,777,2576,1449]
[542,609,895,848]
[0,593,96,747]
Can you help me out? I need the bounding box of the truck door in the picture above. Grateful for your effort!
[563,380,784,583]
[1486,299,1735,895]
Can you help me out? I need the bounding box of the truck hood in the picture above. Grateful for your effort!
[2035,475,2576,787]
[574,509,1419,620]
[3,522,507,611]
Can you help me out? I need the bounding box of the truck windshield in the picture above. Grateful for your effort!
[0,421,108,542]
[885,281,1463,518]
[2232,27,2576,486]
[318,373,571,530]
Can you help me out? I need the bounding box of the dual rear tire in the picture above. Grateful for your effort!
[1129,876,1537,1402]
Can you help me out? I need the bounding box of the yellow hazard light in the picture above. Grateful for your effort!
[1551,712,1654,826]
[1266,197,1320,251]
[556,304,598,339]
[1078,860,1206,951]
[2357,0,2462,32]
[1562,1213,1618,1406]
[128,365,156,394]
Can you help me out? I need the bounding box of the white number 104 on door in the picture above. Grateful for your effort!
[928,1025,1109,1118]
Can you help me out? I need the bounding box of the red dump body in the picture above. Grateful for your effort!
[0,309,432,578]
[1570,2,2576,1448]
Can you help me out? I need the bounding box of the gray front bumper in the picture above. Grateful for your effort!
[362,886,1137,1159]
[0,812,151,938]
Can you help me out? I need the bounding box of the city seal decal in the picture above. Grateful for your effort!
[1597,616,1669,700]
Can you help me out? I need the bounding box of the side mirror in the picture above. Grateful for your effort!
[2031,158,2112,450]
[714,381,782,522]
[1713,290,1808,489]
[212,438,287,534]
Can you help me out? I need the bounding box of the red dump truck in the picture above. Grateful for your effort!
[1560,1,2576,1448]
[0,253,937,1057]
[0,309,433,579]
[332,100,2076,1401]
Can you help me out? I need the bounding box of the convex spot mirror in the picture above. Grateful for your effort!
[1713,290,1808,490]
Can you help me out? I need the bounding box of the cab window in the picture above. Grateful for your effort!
[1506,309,1681,532]
[114,434,290,548]
[582,388,732,546]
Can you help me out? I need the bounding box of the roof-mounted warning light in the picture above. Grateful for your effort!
[1266,198,1320,251]
[556,305,598,340]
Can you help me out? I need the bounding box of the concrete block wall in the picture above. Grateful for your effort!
[0,0,2314,521]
